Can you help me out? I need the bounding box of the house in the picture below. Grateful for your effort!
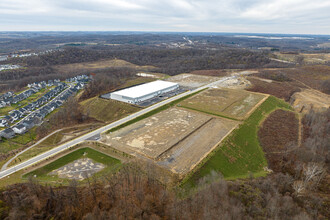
[0,101,7,108]
[39,109,48,118]
[34,113,43,120]
[55,100,63,106]
[18,108,27,115]
[13,124,26,134]
[23,120,34,130]
[30,116,42,126]
[47,80,54,86]
[0,128,15,139]
[4,115,13,123]
[0,119,8,127]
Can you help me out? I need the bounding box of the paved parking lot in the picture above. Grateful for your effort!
[137,87,188,107]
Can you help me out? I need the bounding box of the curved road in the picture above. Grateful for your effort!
[0,77,232,179]
[1,128,64,171]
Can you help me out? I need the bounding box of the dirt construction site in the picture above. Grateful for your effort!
[98,74,269,178]
[166,73,220,88]
[290,89,330,113]
[100,107,239,176]
[180,88,267,120]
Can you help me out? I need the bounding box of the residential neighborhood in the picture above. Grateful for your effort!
[0,64,20,71]
[0,75,90,139]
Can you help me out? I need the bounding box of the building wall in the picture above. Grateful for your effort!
[110,84,179,104]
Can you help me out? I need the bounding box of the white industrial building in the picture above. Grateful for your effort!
[110,80,179,104]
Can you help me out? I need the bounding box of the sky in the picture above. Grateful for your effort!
[0,0,330,34]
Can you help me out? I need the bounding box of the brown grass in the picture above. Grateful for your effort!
[247,77,301,101]
[188,69,228,77]
[54,58,157,74]
[258,109,298,153]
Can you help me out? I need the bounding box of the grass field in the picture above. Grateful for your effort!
[80,97,140,123]
[118,77,156,89]
[274,52,330,64]
[0,140,21,154]
[24,147,121,184]
[10,128,37,145]
[55,58,157,74]
[0,129,36,154]
[8,124,101,167]
[79,77,158,123]
[180,89,266,120]
[182,96,292,188]
[0,105,14,115]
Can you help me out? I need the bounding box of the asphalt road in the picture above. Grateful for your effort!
[1,128,65,171]
[0,76,232,179]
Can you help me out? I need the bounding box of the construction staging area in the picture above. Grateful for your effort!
[101,108,212,159]
[166,73,220,88]
[101,106,239,176]
[48,158,105,180]
[157,117,239,176]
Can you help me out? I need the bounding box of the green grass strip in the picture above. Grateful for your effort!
[182,96,292,188]
[24,147,120,178]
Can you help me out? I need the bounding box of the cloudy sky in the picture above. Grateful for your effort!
[1,0,330,34]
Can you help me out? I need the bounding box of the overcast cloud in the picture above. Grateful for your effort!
[0,0,329,34]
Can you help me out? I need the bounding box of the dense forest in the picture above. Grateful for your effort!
[0,46,291,92]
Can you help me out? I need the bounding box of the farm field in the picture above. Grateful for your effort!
[183,96,293,188]
[180,88,267,120]
[166,73,220,88]
[101,107,212,159]
[157,117,239,176]
[24,147,121,184]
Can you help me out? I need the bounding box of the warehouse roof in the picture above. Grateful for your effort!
[112,80,178,99]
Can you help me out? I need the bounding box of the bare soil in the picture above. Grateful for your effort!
[49,158,104,180]
[157,117,239,176]
[290,89,330,113]
[101,108,212,159]
[165,73,220,88]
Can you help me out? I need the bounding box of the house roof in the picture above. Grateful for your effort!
[16,124,26,129]
[3,128,14,134]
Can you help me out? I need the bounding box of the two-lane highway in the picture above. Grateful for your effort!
[0,76,234,179]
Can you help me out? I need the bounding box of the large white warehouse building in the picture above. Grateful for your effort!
[110,80,179,104]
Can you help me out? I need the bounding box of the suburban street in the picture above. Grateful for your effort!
[11,84,73,127]
[0,76,233,179]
